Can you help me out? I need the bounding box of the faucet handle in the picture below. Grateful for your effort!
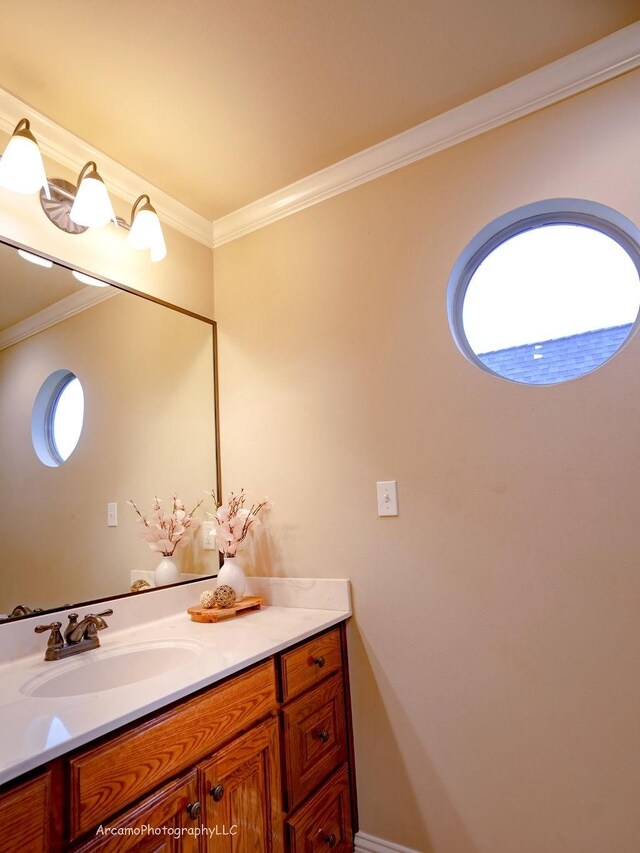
[83,609,113,638]
[34,621,64,651]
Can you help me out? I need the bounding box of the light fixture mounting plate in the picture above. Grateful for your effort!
[40,179,88,235]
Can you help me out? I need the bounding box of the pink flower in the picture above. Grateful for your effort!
[128,494,205,557]
[206,489,269,557]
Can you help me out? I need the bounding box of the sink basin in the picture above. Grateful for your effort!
[20,639,203,698]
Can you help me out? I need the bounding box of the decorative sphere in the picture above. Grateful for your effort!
[130,579,151,593]
[213,585,237,608]
[200,589,217,608]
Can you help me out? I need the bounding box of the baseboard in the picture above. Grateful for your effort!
[354,831,423,853]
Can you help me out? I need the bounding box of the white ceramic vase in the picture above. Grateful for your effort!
[155,555,180,586]
[216,556,246,600]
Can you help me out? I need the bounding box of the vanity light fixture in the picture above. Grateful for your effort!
[1,116,167,261]
[0,119,50,199]
[69,161,117,228]
[128,194,167,262]
[17,249,53,268]
[71,270,109,288]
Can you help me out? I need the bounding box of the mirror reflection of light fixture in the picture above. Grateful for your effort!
[128,195,167,262]
[69,162,117,228]
[71,270,109,288]
[17,249,53,268]
[0,119,50,199]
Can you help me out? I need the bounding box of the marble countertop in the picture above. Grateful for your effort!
[0,577,351,786]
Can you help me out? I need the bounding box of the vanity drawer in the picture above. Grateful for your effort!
[69,659,277,839]
[282,671,347,810]
[0,772,51,853]
[280,626,342,702]
[286,764,352,853]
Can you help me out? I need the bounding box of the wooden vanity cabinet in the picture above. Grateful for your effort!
[0,771,56,853]
[0,621,357,852]
[278,624,357,852]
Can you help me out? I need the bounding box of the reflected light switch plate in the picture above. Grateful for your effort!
[202,521,217,550]
[376,481,398,516]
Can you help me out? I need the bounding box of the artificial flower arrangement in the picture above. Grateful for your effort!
[127,494,204,556]
[207,489,269,557]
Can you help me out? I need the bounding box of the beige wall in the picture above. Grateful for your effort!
[0,292,217,613]
[214,70,640,852]
[0,131,214,319]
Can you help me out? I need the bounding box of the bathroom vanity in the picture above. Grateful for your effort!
[0,579,356,852]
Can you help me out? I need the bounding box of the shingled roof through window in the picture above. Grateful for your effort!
[477,324,634,384]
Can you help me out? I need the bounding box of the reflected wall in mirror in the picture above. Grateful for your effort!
[0,238,219,619]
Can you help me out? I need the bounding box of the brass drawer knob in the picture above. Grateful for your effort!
[210,784,225,802]
[312,656,326,668]
[317,729,330,743]
[186,801,201,819]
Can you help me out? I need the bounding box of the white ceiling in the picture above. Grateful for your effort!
[0,1,637,220]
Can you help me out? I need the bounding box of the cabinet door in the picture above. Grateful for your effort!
[282,672,347,810]
[74,771,200,853]
[0,773,50,853]
[286,765,352,853]
[200,716,283,853]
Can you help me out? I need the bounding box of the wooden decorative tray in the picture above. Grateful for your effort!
[187,596,263,623]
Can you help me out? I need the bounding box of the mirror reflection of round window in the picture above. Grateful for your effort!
[448,200,640,385]
[32,370,84,467]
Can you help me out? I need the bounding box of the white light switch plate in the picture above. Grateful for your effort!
[107,502,117,527]
[377,481,399,516]
[202,521,217,550]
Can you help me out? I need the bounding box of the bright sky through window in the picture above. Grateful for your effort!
[52,377,84,462]
[462,224,640,354]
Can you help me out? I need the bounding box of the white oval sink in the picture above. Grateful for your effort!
[20,640,203,698]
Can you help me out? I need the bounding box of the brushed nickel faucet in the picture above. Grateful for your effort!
[34,609,113,661]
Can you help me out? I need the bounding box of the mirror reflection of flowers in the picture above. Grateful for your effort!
[127,494,204,556]
[208,489,269,556]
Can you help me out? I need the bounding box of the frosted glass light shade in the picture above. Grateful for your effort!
[0,122,50,198]
[70,166,116,228]
[72,270,109,288]
[18,249,53,268]
[128,199,167,262]
[150,232,167,263]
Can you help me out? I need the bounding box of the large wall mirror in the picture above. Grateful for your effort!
[0,236,220,621]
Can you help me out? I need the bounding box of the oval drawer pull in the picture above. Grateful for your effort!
[210,784,225,802]
[316,729,330,743]
[312,656,326,668]
[186,801,201,819]
[319,831,336,847]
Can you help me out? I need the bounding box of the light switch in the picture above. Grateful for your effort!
[202,521,217,550]
[107,502,118,527]
[376,481,398,516]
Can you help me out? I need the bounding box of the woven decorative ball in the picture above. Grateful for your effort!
[200,589,217,609]
[212,585,237,609]
[130,579,151,593]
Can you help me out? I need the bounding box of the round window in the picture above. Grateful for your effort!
[447,200,640,385]
[32,370,84,467]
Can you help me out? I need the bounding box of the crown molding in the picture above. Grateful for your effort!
[0,286,119,351]
[2,23,638,252]
[0,89,212,247]
[213,22,640,247]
